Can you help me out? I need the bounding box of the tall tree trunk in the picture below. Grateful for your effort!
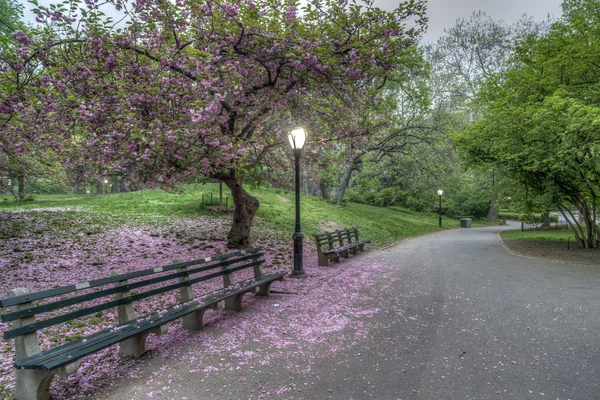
[220,171,260,248]
[17,174,25,202]
[219,181,223,207]
[486,169,497,222]
[486,197,497,222]
[319,182,330,201]
[302,170,309,195]
[112,177,121,193]
[559,203,587,248]
[593,197,599,246]
[579,199,597,249]
[336,164,354,206]
[543,210,550,227]
[97,179,104,195]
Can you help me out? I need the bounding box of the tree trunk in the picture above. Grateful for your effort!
[112,177,121,193]
[302,170,309,195]
[486,197,497,222]
[558,204,584,247]
[336,164,354,206]
[97,179,104,195]
[17,174,25,202]
[220,172,260,248]
[543,210,550,227]
[579,199,598,249]
[219,181,223,207]
[320,183,330,201]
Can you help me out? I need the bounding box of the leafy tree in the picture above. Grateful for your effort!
[457,0,600,248]
[0,0,24,39]
[11,0,428,247]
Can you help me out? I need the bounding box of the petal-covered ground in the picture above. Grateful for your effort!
[0,209,391,399]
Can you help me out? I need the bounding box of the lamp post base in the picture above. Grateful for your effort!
[439,215,442,228]
[290,270,306,278]
[289,232,306,278]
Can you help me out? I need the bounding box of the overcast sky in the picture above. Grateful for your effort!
[374,0,564,43]
[23,0,565,43]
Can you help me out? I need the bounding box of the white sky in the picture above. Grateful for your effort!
[23,0,565,42]
[373,0,564,43]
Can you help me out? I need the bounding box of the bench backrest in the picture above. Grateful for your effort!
[0,248,265,340]
[314,227,360,248]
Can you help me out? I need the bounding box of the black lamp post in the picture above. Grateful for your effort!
[438,189,443,227]
[289,127,306,278]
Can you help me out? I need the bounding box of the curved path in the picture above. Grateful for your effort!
[336,222,600,399]
[102,224,600,400]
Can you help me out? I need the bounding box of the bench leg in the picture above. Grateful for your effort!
[15,369,54,400]
[340,250,349,258]
[119,325,167,358]
[317,252,329,266]
[14,361,79,400]
[358,244,365,252]
[256,281,275,297]
[349,246,358,255]
[183,302,223,330]
[225,293,245,311]
[183,308,207,330]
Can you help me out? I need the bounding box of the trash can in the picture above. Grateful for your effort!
[460,218,472,228]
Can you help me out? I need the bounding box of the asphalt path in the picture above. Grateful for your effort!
[103,223,600,400]
[335,222,600,400]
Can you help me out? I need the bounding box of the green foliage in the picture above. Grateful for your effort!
[456,0,600,247]
[28,174,72,194]
[449,188,490,219]
[498,211,521,220]
[517,212,559,224]
[0,0,24,39]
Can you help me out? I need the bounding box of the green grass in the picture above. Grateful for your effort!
[500,228,577,242]
[1,184,459,247]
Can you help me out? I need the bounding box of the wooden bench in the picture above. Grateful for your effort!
[313,227,371,266]
[0,248,284,400]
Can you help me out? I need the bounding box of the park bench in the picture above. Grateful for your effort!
[313,227,371,266]
[0,248,284,400]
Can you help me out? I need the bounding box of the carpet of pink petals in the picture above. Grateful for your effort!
[0,209,391,399]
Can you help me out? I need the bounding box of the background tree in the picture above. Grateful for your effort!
[457,0,600,248]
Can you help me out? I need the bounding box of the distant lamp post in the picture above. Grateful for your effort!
[437,189,444,227]
[289,127,306,278]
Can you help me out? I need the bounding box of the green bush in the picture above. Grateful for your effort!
[498,211,521,220]
[344,188,367,205]
[373,187,400,207]
[28,175,72,194]
[518,212,558,223]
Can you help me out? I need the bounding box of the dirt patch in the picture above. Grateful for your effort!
[318,220,342,232]
[276,195,290,203]
[502,239,600,266]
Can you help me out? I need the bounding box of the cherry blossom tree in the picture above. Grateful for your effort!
[11,0,428,247]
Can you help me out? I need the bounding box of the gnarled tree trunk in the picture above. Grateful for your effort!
[336,160,361,206]
[220,170,260,248]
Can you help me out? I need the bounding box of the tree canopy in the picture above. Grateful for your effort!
[2,0,428,246]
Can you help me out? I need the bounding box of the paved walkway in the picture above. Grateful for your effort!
[103,224,600,399]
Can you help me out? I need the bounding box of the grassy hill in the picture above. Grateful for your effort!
[0,184,456,247]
